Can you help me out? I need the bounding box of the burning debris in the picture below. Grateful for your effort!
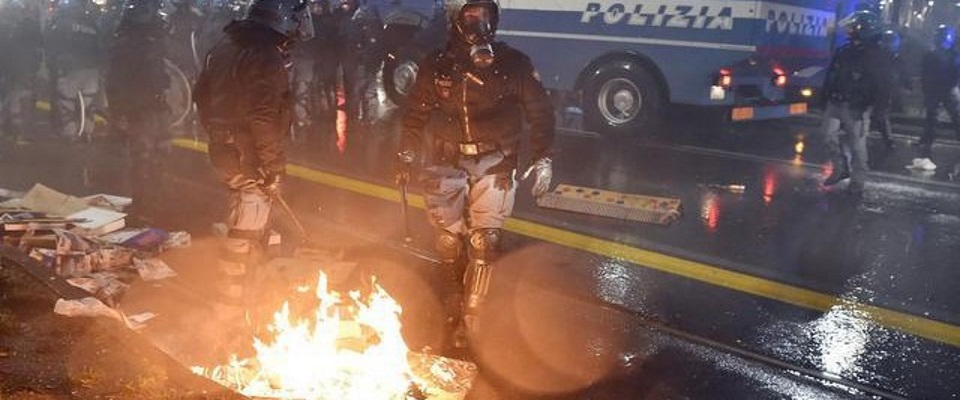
[192,270,477,400]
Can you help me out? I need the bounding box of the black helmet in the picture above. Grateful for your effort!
[119,0,162,26]
[446,0,499,45]
[879,29,902,53]
[935,24,957,50]
[839,10,880,42]
[247,0,316,41]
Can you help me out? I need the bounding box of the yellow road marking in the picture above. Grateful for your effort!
[172,138,960,348]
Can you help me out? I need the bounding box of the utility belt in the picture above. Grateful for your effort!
[435,137,501,159]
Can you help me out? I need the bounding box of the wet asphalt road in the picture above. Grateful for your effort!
[1,109,958,399]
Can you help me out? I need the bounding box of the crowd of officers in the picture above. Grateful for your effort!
[0,0,384,143]
[821,8,960,193]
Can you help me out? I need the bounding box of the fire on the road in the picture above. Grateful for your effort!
[191,271,421,399]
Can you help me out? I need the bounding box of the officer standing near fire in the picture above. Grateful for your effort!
[395,0,555,348]
[193,0,314,308]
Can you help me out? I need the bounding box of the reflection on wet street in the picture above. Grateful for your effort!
[1,106,959,399]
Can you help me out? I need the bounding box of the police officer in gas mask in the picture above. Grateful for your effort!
[395,0,555,348]
[819,10,885,193]
[193,0,314,310]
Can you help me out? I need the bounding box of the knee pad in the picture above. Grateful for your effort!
[435,230,463,264]
[468,228,501,264]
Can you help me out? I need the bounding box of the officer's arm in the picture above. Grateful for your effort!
[248,52,288,176]
[518,55,555,160]
[399,56,437,154]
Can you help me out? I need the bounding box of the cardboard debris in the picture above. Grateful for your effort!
[133,258,178,281]
[18,184,90,217]
[83,194,133,212]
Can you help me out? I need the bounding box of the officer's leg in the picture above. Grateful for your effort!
[821,102,849,185]
[920,96,940,157]
[217,187,272,309]
[419,166,470,337]
[873,95,895,148]
[945,87,960,141]
[461,170,517,340]
[56,70,79,138]
[847,107,871,192]
[79,68,100,137]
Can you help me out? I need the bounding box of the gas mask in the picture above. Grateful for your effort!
[455,4,497,68]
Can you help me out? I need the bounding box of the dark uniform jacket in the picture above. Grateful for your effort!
[193,20,292,179]
[105,21,168,120]
[921,48,960,99]
[400,42,554,173]
[821,40,887,113]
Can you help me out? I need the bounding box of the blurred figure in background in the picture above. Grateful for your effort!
[167,0,206,78]
[873,29,909,150]
[915,24,960,171]
[105,0,170,215]
[0,0,43,142]
[819,10,885,193]
[290,0,326,140]
[340,0,383,127]
[48,0,105,140]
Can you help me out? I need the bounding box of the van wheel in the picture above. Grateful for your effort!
[583,62,664,137]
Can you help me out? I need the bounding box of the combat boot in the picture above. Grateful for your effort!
[823,161,850,186]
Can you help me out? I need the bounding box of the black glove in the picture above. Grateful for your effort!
[260,171,283,197]
[395,150,416,186]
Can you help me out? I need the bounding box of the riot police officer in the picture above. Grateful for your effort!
[340,0,383,127]
[0,0,42,142]
[48,0,104,139]
[395,0,554,347]
[193,0,313,308]
[916,24,960,170]
[873,29,908,150]
[819,10,886,193]
[105,0,170,214]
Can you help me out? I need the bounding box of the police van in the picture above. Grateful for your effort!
[380,0,847,136]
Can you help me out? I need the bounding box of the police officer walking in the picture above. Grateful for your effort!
[193,0,313,308]
[820,10,886,193]
[915,24,960,171]
[395,0,555,348]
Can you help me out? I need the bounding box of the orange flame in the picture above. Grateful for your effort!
[193,271,419,399]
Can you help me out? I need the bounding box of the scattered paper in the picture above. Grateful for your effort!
[54,297,124,322]
[66,272,129,304]
[127,312,157,325]
[133,258,178,281]
[163,231,191,249]
[98,228,149,245]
